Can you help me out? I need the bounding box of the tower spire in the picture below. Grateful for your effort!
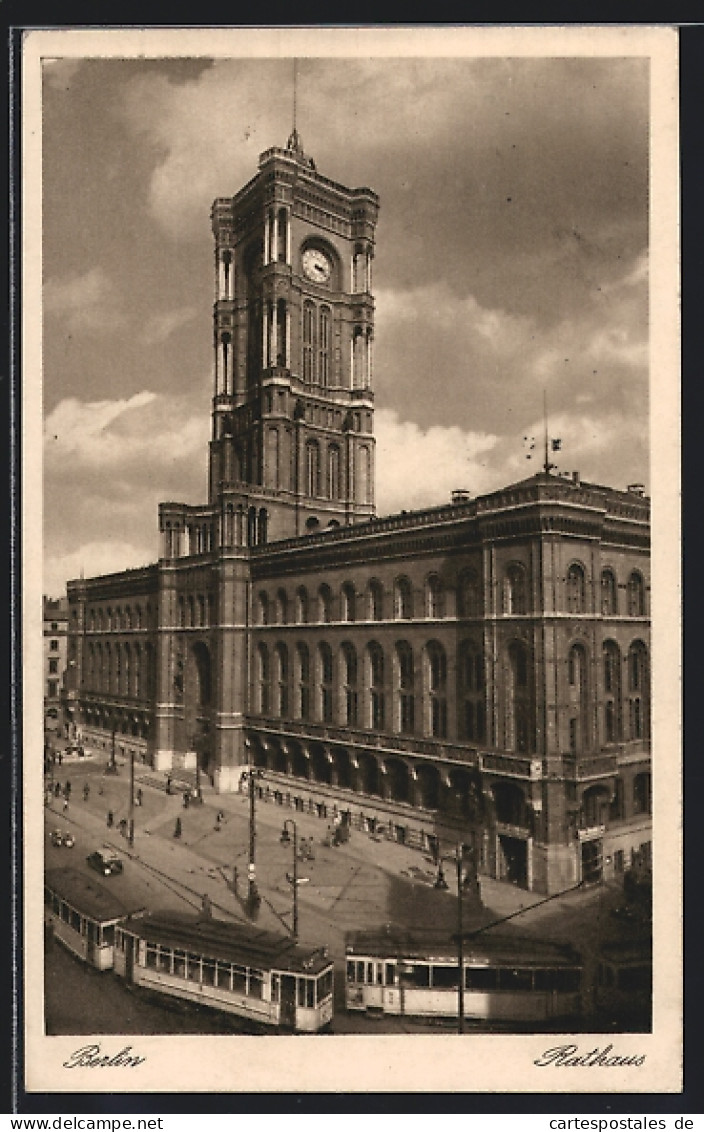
[287,59,303,156]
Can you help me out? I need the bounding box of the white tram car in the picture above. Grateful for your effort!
[345,928,583,1025]
[44,867,145,970]
[115,911,334,1033]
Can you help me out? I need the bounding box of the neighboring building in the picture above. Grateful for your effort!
[65,133,651,893]
[43,595,68,732]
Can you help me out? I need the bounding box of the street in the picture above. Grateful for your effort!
[43,752,651,1035]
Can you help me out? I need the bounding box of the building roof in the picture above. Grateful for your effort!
[120,911,332,975]
[345,927,582,967]
[45,867,145,924]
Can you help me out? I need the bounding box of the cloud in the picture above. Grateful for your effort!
[375,409,499,514]
[139,306,198,346]
[44,267,124,332]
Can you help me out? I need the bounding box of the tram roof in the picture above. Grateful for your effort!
[345,928,581,967]
[120,912,332,975]
[45,868,146,924]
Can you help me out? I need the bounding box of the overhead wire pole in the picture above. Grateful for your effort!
[456,846,465,1034]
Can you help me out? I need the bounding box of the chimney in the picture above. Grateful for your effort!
[571,470,580,486]
[627,483,645,497]
[451,489,471,504]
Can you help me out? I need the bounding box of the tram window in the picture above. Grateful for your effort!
[365,961,374,984]
[297,978,315,1008]
[412,964,430,988]
[102,924,115,946]
[271,972,280,1002]
[70,909,81,932]
[318,970,333,999]
[146,945,158,969]
[553,968,581,993]
[431,965,460,989]
[232,965,247,993]
[86,921,97,944]
[158,947,172,974]
[202,959,216,986]
[249,970,264,999]
[216,962,232,991]
[187,955,201,981]
[465,967,498,991]
[346,960,357,983]
[60,901,69,923]
[385,963,396,986]
[499,968,533,991]
[173,949,186,978]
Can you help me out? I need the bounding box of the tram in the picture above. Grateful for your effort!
[44,867,145,970]
[345,928,583,1025]
[114,911,335,1033]
[595,938,652,1030]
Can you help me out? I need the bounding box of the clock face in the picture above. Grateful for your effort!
[302,247,332,283]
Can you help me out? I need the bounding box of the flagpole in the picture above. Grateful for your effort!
[543,389,549,475]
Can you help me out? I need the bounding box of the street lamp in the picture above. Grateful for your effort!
[282,818,299,941]
[246,744,262,913]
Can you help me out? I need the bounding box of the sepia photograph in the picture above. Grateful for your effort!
[22,25,680,1096]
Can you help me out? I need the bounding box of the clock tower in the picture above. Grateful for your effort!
[209,130,379,540]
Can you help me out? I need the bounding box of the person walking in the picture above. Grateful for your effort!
[83,783,90,802]
[107,810,114,828]
[174,817,182,839]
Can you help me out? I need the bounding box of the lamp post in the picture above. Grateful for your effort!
[282,818,299,941]
[246,745,261,913]
[128,747,135,848]
[456,845,465,1034]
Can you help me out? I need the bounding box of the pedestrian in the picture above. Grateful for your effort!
[166,774,172,795]
[54,782,62,798]
[174,817,182,839]
[83,783,89,802]
[118,818,127,837]
[64,780,71,799]
[107,810,114,828]
[183,790,190,810]
[58,751,63,766]
[62,797,68,814]
[136,787,143,807]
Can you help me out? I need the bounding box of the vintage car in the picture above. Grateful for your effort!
[86,846,123,876]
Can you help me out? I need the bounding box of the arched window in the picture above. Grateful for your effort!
[426,641,447,739]
[135,604,142,629]
[394,576,413,620]
[318,584,332,624]
[187,595,195,628]
[133,643,141,699]
[601,569,618,616]
[457,567,481,618]
[296,586,309,625]
[296,643,310,721]
[341,642,358,726]
[318,642,334,723]
[368,642,385,731]
[627,641,649,739]
[276,588,288,626]
[368,579,383,621]
[458,640,485,742]
[504,563,528,615]
[319,306,331,386]
[627,571,645,617]
[275,643,289,717]
[566,563,587,614]
[256,643,270,715]
[197,594,206,627]
[395,641,415,735]
[303,301,315,382]
[306,440,320,497]
[178,596,185,629]
[567,643,589,753]
[603,640,622,743]
[507,641,533,753]
[327,444,340,499]
[425,574,444,618]
[341,581,356,623]
[633,772,651,815]
[257,591,269,626]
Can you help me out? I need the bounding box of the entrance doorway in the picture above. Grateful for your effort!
[497,835,528,886]
[581,839,603,884]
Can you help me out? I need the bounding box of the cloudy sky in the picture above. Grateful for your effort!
[39,40,652,596]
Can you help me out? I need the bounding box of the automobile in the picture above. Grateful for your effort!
[86,846,124,876]
[50,828,75,848]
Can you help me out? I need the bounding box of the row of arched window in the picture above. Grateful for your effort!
[254,565,647,625]
[254,638,487,743]
[568,639,650,749]
[86,603,153,633]
[84,640,156,700]
[177,593,215,629]
[302,301,331,384]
